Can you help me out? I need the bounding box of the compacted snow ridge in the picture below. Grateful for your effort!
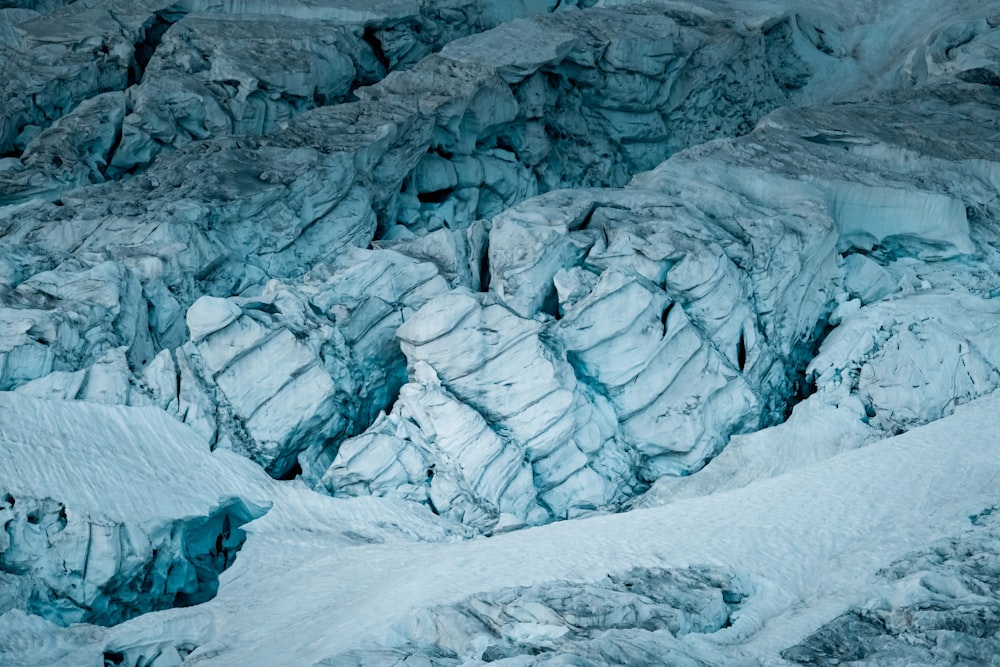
[1,0,999,664]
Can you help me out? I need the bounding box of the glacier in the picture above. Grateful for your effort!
[1,0,1000,664]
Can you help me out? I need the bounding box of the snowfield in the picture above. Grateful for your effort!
[3,390,1000,665]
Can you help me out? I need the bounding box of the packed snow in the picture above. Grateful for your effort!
[1,0,999,664]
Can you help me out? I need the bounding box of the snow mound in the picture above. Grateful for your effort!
[0,392,271,626]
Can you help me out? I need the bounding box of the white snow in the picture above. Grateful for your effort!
[33,389,994,666]
[0,392,269,523]
[185,297,242,344]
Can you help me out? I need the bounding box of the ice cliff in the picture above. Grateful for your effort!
[2,0,1000,664]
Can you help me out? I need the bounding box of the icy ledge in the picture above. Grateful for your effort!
[0,390,470,664]
[0,392,468,634]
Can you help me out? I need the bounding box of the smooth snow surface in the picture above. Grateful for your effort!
[0,392,269,523]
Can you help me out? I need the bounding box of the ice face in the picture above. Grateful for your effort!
[2,0,1000,663]
[0,393,271,626]
[783,507,1000,666]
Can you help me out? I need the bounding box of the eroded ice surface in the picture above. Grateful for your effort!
[0,392,272,626]
[2,0,1000,663]
[0,391,468,651]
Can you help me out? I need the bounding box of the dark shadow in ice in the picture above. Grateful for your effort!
[0,495,268,627]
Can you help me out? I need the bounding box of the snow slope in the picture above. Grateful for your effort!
[3,390,998,665]
[0,392,467,660]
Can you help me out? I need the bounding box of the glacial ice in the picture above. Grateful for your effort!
[783,507,1000,665]
[6,388,998,666]
[328,565,746,665]
[809,292,1000,433]
[0,392,271,626]
[2,0,1000,664]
